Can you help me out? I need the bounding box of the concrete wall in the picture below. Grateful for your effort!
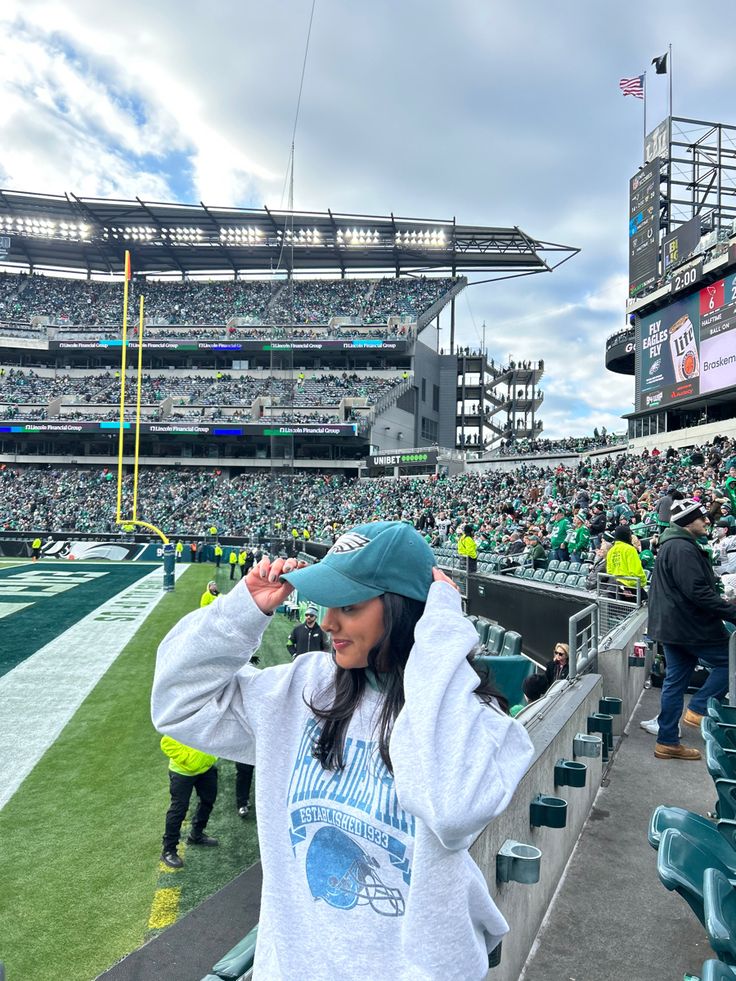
[627,416,736,453]
[596,606,649,737]
[470,674,604,981]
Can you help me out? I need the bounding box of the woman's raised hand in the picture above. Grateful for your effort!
[432,566,460,591]
[245,556,307,614]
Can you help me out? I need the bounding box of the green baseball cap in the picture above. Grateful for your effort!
[281,521,436,607]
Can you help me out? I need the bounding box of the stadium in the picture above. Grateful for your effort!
[6,10,736,981]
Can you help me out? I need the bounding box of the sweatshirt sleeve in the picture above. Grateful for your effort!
[390,582,535,852]
[152,579,284,762]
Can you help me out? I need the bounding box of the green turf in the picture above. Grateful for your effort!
[0,561,151,676]
[0,565,292,981]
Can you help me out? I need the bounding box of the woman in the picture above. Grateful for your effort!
[545,642,570,683]
[152,521,533,979]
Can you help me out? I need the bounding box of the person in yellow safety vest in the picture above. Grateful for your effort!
[200,581,220,607]
[159,736,219,869]
[175,540,184,563]
[238,547,247,578]
[606,526,647,596]
[31,536,42,562]
[229,548,238,581]
[214,543,223,568]
[457,524,478,573]
[303,528,310,541]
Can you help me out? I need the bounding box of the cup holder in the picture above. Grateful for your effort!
[573,732,602,758]
[554,758,587,788]
[530,793,568,828]
[588,713,614,754]
[599,697,622,715]
[496,839,542,884]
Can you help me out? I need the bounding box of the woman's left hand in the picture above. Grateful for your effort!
[245,556,307,614]
[432,567,459,591]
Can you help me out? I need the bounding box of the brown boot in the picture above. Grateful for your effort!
[682,709,705,728]
[654,742,702,760]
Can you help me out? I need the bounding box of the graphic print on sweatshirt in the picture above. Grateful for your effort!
[286,718,414,915]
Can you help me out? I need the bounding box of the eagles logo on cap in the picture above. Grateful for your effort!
[328,533,371,555]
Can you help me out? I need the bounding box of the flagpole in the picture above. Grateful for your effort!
[668,43,673,118]
[643,71,647,165]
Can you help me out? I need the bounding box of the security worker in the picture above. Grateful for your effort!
[238,547,247,578]
[457,524,478,573]
[229,548,238,580]
[31,536,42,562]
[175,540,184,563]
[287,605,330,658]
[214,543,223,568]
[200,581,219,608]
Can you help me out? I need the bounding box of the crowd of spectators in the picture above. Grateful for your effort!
[4,439,736,584]
[0,368,404,421]
[493,430,627,457]
[0,272,454,328]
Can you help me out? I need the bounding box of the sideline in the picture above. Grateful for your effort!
[0,564,187,811]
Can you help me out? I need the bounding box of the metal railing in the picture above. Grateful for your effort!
[568,603,599,678]
[595,573,642,637]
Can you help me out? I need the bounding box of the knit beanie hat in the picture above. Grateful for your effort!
[670,499,707,527]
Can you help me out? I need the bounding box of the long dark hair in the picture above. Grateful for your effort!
[306,592,508,774]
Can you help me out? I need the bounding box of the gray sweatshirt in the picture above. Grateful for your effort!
[151,579,534,980]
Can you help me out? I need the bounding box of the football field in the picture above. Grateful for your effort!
[0,561,291,981]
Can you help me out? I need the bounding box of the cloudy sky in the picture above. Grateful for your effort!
[0,0,733,436]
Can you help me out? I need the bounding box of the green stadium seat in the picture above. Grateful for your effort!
[708,698,736,726]
[557,560,570,572]
[580,563,593,574]
[704,868,736,970]
[543,571,556,583]
[569,561,581,572]
[565,574,579,586]
[467,614,479,628]
[499,630,522,657]
[648,805,715,850]
[533,569,545,581]
[474,654,535,707]
[703,718,736,759]
[476,620,491,647]
[700,959,736,980]
[547,559,559,571]
[554,572,567,584]
[656,827,733,927]
[523,568,535,579]
[205,925,258,981]
[648,806,736,870]
[486,624,506,656]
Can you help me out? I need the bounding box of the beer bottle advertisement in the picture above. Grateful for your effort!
[637,291,700,410]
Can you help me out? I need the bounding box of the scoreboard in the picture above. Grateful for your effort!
[636,269,736,410]
[629,161,660,297]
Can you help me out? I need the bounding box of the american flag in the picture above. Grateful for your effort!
[619,75,645,99]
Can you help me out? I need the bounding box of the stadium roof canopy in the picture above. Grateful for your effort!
[0,189,578,280]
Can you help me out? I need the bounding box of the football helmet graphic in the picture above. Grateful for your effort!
[305,826,405,916]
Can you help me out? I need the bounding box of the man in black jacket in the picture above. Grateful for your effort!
[589,505,607,548]
[648,499,736,760]
[286,605,330,658]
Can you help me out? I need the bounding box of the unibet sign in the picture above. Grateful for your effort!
[370,451,437,467]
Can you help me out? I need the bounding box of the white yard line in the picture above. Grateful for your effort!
[0,565,187,811]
